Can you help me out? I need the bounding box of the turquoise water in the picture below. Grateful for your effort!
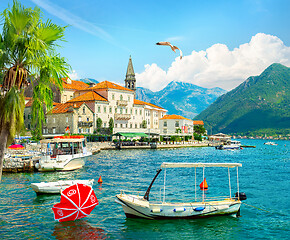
[0,139,289,239]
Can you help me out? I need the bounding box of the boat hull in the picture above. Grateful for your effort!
[31,179,94,194]
[116,194,241,219]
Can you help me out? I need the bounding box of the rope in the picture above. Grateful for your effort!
[242,202,270,213]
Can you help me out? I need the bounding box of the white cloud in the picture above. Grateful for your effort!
[136,33,290,91]
[68,70,79,80]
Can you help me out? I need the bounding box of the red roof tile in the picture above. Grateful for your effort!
[50,102,85,114]
[134,99,164,109]
[68,91,107,102]
[193,120,204,125]
[90,81,133,92]
[160,114,192,121]
[62,78,89,90]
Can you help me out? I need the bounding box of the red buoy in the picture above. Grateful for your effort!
[98,176,103,184]
[200,178,208,190]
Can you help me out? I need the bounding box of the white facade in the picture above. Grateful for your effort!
[159,115,194,136]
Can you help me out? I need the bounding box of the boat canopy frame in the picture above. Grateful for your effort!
[144,162,242,203]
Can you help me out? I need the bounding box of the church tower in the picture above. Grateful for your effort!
[125,56,136,91]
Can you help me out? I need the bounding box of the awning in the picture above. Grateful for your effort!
[161,162,242,169]
[113,132,148,138]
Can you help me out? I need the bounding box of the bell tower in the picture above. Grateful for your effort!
[125,56,136,91]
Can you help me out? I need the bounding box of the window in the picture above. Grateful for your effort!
[120,95,123,100]
[135,109,137,115]
[120,124,123,128]
[78,128,81,133]
[109,107,112,113]
[53,128,56,134]
[130,124,132,128]
[87,128,90,133]
[83,107,85,114]
[115,123,118,128]
[115,108,117,113]
[112,94,115,100]
[104,106,106,113]
[130,109,132,114]
[24,114,26,120]
[164,121,167,127]
[120,108,123,114]
[66,117,68,123]
[140,110,142,115]
[125,108,128,114]
[135,124,137,128]
[87,118,89,122]
[128,96,130,101]
[98,106,101,113]
[104,123,106,127]
[53,118,56,123]
[78,116,81,122]
[175,121,179,127]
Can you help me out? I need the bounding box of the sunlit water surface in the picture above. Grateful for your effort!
[0,139,289,239]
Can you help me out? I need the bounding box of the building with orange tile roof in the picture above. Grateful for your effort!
[193,120,204,125]
[44,57,168,135]
[44,102,94,134]
[159,114,194,137]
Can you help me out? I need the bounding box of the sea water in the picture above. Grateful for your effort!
[0,139,289,239]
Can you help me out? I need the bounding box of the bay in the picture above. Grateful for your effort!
[0,139,289,239]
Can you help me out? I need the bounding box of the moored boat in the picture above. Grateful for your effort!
[116,162,246,219]
[31,179,94,195]
[216,140,241,150]
[35,135,92,172]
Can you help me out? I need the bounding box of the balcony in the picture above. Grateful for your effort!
[114,113,131,120]
[117,100,128,106]
[78,121,93,127]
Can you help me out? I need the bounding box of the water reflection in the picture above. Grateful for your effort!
[52,220,108,239]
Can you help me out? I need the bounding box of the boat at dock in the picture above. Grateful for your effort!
[35,136,91,172]
[215,140,241,150]
[31,179,94,195]
[115,162,246,219]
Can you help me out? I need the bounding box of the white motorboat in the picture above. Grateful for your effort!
[31,179,94,195]
[216,140,241,150]
[116,162,246,219]
[264,142,278,145]
[35,136,92,172]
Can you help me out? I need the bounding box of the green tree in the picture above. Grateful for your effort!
[0,1,70,181]
[109,117,114,134]
[96,118,102,133]
[194,125,206,135]
[141,120,147,128]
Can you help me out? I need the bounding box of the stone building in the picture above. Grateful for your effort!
[45,56,167,135]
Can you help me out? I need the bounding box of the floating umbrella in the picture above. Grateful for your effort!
[52,183,98,222]
[8,144,24,150]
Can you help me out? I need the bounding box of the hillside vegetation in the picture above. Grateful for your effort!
[195,63,290,135]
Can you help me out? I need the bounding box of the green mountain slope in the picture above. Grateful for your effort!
[195,63,290,134]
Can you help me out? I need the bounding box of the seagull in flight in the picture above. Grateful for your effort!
[156,41,183,59]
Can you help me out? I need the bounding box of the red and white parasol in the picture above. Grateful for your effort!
[52,183,98,222]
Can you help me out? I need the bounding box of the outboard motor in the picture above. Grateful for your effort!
[235,192,247,200]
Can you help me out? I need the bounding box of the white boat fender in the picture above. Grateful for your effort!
[194,207,205,211]
[173,207,186,212]
[151,209,162,213]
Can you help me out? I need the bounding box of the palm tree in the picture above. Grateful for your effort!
[0,1,70,181]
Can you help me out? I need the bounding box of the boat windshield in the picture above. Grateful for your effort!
[48,142,83,156]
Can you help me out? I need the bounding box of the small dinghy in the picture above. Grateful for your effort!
[31,179,94,195]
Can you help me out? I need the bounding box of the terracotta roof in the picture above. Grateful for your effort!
[134,99,164,109]
[160,114,192,121]
[50,102,85,114]
[193,120,204,125]
[62,78,89,90]
[68,91,107,103]
[90,81,133,92]
[25,99,60,108]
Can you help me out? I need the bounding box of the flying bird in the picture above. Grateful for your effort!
[156,41,183,59]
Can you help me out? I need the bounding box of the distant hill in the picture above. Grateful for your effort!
[136,81,226,119]
[195,63,290,134]
[80,78,99,84]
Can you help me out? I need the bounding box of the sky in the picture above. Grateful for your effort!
[1,0,290,91]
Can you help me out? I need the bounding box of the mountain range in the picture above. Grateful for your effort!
[195,63,290,135]
[135,82,226,119]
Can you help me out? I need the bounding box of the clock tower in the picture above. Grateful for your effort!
[125,56,136,91]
